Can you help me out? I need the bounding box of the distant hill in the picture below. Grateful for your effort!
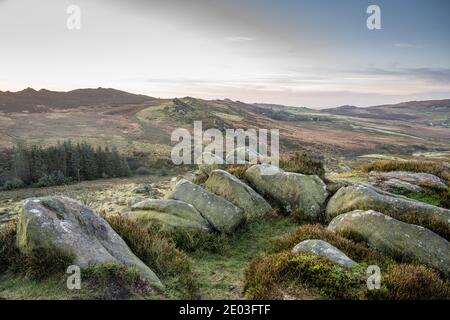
[321,100,450,121]
[0,88,448,164]
[0,87,155,112]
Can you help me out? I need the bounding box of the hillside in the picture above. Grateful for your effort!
[322,100,450,126]
[0,89,449,169]
[0,88,155,113]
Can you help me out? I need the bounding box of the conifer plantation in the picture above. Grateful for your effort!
[6,141,130,189]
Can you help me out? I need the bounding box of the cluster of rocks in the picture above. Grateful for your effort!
[12,159,450,292]
[291,176,450,276]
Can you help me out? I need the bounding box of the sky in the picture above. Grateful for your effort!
[0,0,449,108]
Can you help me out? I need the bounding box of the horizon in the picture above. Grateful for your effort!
[2,85,449,110]
[1,0,449,108]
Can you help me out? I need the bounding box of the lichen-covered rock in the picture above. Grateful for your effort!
[128,199,211,232]
[326,184,450,227]
[369,171,448,191]
[327,210,450,276]
[17,196,163,290]
[244,164,328,221]
[166,179,243,233]
[204,169,272,221]
[368,177,423,194]
[292,239,357,268]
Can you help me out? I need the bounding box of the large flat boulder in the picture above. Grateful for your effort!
[127,199,211,232]
[204,169,272,221]
[292,239,358,268]
[244,164,328,221]
[369,171,447,191]
[325,184,450,227]
[327,210,450,276]
[17,196,163,290]
[166,179,243,233]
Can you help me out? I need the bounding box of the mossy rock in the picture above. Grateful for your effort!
[325,184,450,237]
[204,169,272,221]
[244,164,328,221]
[17,196,163,290]
[166,179,244,234]
[328,210,450,277]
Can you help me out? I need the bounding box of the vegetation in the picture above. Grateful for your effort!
[80,264,154,300]
[367,264,450,300]
[244,223,450,300]
[2,140,131,190]
[103,214,197,298]
[244,252,366,300]
[271,224,391,267]
[280,151,325,179]
[226,164,250,180]
[360,159,450,184]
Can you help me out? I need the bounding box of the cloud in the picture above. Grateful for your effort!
[226,36,255,42]
[357,67,450,84]
[393,43,425,49]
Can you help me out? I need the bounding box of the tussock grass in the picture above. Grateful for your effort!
[360,159,450,184]
[103,214,197,298]
[280,152,325,179]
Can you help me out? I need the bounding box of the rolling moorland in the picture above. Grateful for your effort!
[0,88,449,300]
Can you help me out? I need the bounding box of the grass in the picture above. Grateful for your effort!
[189,216,299,299]
[407,192,444,207]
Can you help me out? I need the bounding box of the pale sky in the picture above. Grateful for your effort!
[0,0,449,108]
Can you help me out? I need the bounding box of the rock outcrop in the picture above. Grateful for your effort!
[244,164,328,221]
[17,196,163,289]
[166,179,243,233]
[204,169,272,221]
[292,239,358,268]
[127,199,211,232]
[326,184,450,227]
[328,210,450,276]
[368,171,447,191]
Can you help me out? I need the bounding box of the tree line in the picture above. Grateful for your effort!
[4,140,131,189]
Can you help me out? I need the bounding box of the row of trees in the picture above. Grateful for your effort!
[11,140,131,187]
